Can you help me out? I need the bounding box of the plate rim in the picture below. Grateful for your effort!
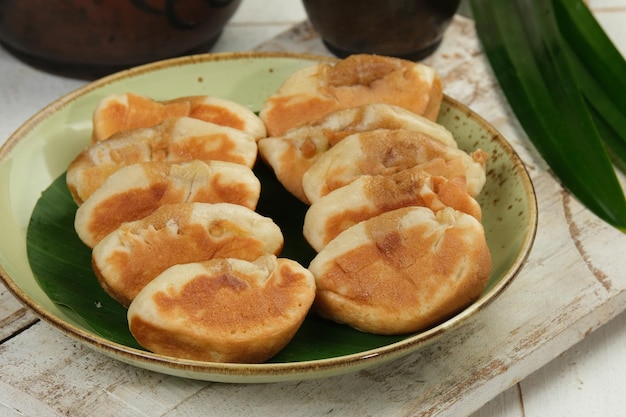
[0,51,538,382]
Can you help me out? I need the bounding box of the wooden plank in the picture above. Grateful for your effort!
[0,323,208,417]
[521,312,626,417]
[0,282,38,341]
[472,385,523,417]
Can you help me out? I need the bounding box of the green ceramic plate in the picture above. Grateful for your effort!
[0,52,537,383]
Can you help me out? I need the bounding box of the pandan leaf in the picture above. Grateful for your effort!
[471,0,626,231]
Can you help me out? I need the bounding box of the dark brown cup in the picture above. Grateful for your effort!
[302,0,460,61]
[0,0,241,79]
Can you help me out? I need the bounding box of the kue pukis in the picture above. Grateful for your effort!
[127,255,315,363]
[309,206,492,335]
[92,93,266,142]
[303,168,482,252]
[258,102,457,203]
[66,116,258,204]
[259,54,443,137]
[92,202,283,307]
[75,160,261,248]
[301,128,488,204]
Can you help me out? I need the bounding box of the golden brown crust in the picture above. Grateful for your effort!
[127,255,316,363]
[321,55,442,121]
[301,128,487,203]
[258,103,457,203]
[92,202,283,307]
[74,160,261,248]
[303,168,482,252]
[309,207,492,335]
[259,54,443,137]
[91,93,266,142]
[67,117,258,204]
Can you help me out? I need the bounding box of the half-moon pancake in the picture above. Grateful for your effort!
[127,255,316,363]
[259,54,443,136]
[75,160,261,248]
[303,169,482,252]
[67,116,258,204]
[309,206,492,335]
[301,128,487,203]
[92,202,283,307]
[258,103,457,203]
[92,93,267,142]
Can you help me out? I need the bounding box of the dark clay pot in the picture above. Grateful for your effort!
[0,0,241,78]
[302,0,460,61]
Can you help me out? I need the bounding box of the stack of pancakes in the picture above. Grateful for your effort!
[66,54,492,363]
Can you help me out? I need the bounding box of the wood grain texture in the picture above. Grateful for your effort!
[0,284,38,341]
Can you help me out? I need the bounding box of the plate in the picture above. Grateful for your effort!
[0,51,537,383]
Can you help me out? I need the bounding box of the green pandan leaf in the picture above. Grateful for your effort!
[553,0,626,171]
[471,0,626,231]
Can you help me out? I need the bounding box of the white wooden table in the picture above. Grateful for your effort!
[2,1,626,416]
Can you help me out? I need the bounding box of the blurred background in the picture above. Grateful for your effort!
[208,0,472,54]
[0,0,473,78]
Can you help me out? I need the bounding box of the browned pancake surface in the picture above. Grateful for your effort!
[303,169,482,252]
[260,54,442,137]
[67,117,257,204]
[310,207,492,335]
[75,160,260,247]
[127,256,316,363]
[259,103,457,203]
[92,93,266,142]
[302,129,487,203]
[92,203,283,307]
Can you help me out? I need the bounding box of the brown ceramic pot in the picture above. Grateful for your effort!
[0,0,241,78]
[302,0,460,61]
